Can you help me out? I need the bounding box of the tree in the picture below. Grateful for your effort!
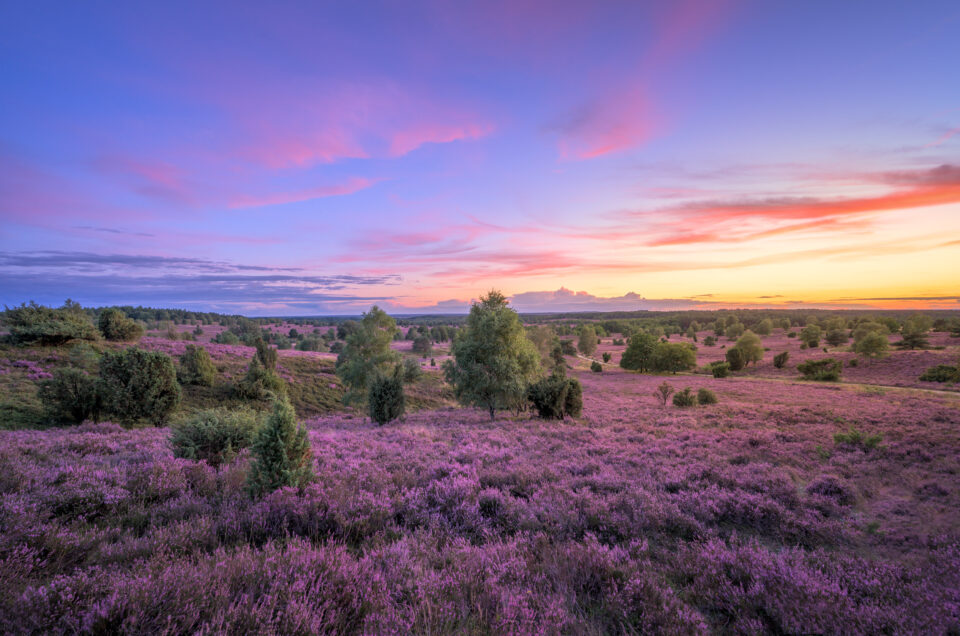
[725,322,744,340]
[254,338,278,370]
[235,356,285,400]
[734,331,764,366]
[246,397,313,497]
[335,306,401,405]
[528,326,560,367]
[402,357,422,383]
[825,329,848,347]
[619,331,658,372]
[651,342,697,373]
[896,331,929,350]
[412,334,433,358]
[98,308,144,342]
[578,326,598,356]
[368,366,405,425]
[38,368,102,423]
[178,344,217,386]
[853,331,888,358]
[753,319,773,336]
[99,347,181,426]
[800,324,821,348]
[2,300,99,346]
[443,291,541,419]
[725,347,746,371]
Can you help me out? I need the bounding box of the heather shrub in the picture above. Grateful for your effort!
[919,365,959,383]
[590,361,603,373]
[97,308,144,342]
[234,356,285,400]
[654,381,674,406]
[247,397,313,497]
[528,373,582,419]
[672,387,697,407]
[2,300,99,345]
[602,352,611,363]
[178,344,216,386]
[725,347,746,371]
[99,347,181,426]
[697,388,717,405]
[444,291,540,419]
[37,368,102,423]
[797,358,842,381]
[710,361,730,378]
[170,408,262,467]
[773,351,790,369]
[805,475,856,506]
[402,357,422,382]
[368,367,405,425]
[651,342,696,373]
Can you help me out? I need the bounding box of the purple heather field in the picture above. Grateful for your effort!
[1,325,960,634]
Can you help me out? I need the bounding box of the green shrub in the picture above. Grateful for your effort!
[797,358,842,381]
[234,356,285,400]
[528,373,582,419]
[654,382,674,407]
[672,387,697,407]
[703,335,716,346]
[734,331,763,366]
[37,368,102,423]
[825,329,848,347]
[247,397,313,497]
[178,344,216,386]
[602,352,611,363]
[833,428,883,451]
[710,361,730,378]
[651,342,697,373]
[98,308,144,342]
[214,331,240,345]
[402,357,422,383]
[800,324,821,348]
[170,408,262,467]
[919,365,959,383]
[99,347,181,426]
[773,351,790,369]
[255,338,278,370]
[725,347,745,371]
[368,367,405,425]
[590,361,602,373]
[696,388,717,405]
[2,300,99,346]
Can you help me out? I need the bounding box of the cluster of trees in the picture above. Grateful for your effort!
[618,332,697,374]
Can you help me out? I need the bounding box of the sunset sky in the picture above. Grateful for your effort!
[1,1,958,315]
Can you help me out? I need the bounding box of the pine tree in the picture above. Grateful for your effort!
[247,397,313,497]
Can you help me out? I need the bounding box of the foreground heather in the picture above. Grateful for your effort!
[1,374,959,634]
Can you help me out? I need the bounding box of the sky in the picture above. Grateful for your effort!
[1,0,959,315]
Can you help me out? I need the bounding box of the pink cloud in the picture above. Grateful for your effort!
[228,177,378,209]
[388,122,492,157]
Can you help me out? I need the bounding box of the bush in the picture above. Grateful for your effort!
[255,338,278,370]
[734,331,763,366]
[37,368,102,423]
[247,397,314,497]
[98,308,144,342]
[825,329,848,347]
[412,334,433,358]
[672,387,697,407]
[919,365,959,383]
[402,357,422,383]
[702,335,716,347]
[797,358,842,381]
[170,408,262,468]
[651,342,697,373]
[178,344,216,386]
[99,347,181,426]
[696,388,717,405]
[773,351,789,369]
[654,382,674,406]
[602,352,611,363]
[725,347,745,371]
[800,325,821,348]
[528,374,582,419]
[833,428,883,451]
[2,300,99,346]
[710,361,730,378]
[368,367,405,425]
[590,361,602,373]
[853,331,888,358]
[213,331,240,345]
[234,356,285,400]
